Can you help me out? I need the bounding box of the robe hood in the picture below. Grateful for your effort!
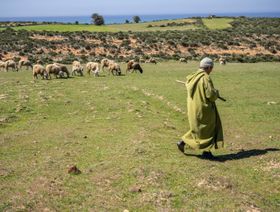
[186,69,206,98]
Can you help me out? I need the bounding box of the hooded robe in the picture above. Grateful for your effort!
[182,69,224,150]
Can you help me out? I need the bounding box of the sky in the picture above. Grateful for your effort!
[0,0,280,17]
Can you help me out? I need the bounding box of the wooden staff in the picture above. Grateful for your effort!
[176,80,226,102]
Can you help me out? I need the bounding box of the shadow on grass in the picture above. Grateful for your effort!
[184,148,280,162]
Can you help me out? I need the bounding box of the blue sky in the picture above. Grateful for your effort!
[0,0,280,17]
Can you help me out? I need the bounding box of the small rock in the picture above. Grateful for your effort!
[163,121,176,130]
[267,101,277,105]
[84,135,88,139]
[0,94,8,100]
[129,185,142,193]
[68,165,81,175]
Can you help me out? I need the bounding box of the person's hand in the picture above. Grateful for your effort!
[216,89,220,97]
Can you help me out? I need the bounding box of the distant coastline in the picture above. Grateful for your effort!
[0,12,280,24]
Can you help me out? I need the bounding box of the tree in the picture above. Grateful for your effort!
[91,13,105,25]
[133,16,141,23]
[125,19,130,24]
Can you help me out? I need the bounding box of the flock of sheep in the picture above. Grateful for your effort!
[0,58,146,79]
[0,57,226,79]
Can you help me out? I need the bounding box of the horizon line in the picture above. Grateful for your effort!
[0,11,280,19]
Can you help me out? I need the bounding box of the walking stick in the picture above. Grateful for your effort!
[176,80,226,102]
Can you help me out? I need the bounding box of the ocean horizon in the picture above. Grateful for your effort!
[0,12,280,24]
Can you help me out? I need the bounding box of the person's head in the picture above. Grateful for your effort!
[200,57,214,74]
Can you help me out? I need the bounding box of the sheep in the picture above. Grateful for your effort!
[145,58,157,64]
[108,62,122,76]
[5,60,18,72]
[18,59,33,70]
[72,61,84,76]
[179,58,187,63]
[126,60,143,74]
[0,61,5,71]
[33,64,48,80]
[54,63,70,78]
[219,58,227,65]
[86,62,99,77]
[101,58,122,75]
[46,63,70,79]
[101,58,114,72]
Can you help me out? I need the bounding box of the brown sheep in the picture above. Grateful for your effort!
[101,58,114,72]
[219,58,227,65]
[72,61,84,76]
[46,63,70,79]
[54,63,70,78]
[86,62,99,77]
[33,64,47,80]
[0,61,5,71]
[18,59,33,70]
[5,60,18,72]
[108,62,121,76]
[126,60,143,74]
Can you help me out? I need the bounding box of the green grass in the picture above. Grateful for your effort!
[2,18,232,32]
[1,62,280,211]
[6,24,113,32]
[202,18,233,30]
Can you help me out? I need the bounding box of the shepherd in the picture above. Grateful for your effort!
[177,57,224,159]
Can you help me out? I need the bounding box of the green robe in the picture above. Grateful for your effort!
[182,69,224,150]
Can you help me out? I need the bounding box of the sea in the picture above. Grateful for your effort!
[0,12,280,24]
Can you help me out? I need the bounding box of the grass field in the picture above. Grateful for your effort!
[3,18,232,32]
[1,62,280,211]
[202,18,233,30]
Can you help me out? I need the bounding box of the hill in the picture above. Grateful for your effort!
[0,17,279,64]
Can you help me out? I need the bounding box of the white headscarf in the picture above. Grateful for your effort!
[200,57,214,68]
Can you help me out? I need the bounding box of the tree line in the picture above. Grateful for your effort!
[91,13,141,25]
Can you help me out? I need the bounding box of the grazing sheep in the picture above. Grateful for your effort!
[0,61,5,71]
[33,64,47,80]
[101,58,114,72]
[46,63,70,79]
[219,58,227,65]
[72,61,84,76]
[18,59,33,70]
[54,63,70,78]
[5,60,18,72]
[145,58,157,64]
[126,60,143,74]
[108,62,122,76]
[86,62,99,77]
[179,58,187,63]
